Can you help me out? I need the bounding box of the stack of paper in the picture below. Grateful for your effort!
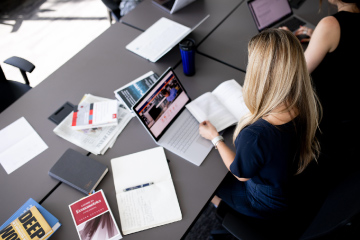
[53,94,132,155]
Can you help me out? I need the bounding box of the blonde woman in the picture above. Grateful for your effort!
[199,29,321,219]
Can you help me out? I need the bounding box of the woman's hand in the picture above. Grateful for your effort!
[199,120,219,141]
[294,25,314,42]
[279,26,290,31]
[295,26,314,37]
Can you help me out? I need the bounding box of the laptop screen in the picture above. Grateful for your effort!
[133,68,190,140]
[248,0,292,31]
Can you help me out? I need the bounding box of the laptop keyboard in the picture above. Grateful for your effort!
[282,17,306,32]
[168,114,199,153]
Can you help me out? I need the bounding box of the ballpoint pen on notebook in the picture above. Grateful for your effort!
[124,182,154,192]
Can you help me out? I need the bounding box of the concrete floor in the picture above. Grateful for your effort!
[0,0,110,86]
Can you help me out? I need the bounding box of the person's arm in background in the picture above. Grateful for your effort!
[302,16,340,73]
[199,120,250,182]
[280,16,340,73]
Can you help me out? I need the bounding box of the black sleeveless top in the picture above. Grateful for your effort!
[311,11,360,130]
[311,11,360,181]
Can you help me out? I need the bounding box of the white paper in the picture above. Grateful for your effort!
[54,94,132,155]
[186,92,237,132]
[212,80,250,121]
[111,147,182,235]
[126,17,190,62]
[186,79,250,132]
[0,117,48,174]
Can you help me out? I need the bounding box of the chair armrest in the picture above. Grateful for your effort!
[4,56,35,73]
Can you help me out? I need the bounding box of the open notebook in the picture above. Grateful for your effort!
[126,16,209,62]
[111,147,181,235]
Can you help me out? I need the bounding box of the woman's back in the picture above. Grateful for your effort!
[311,11,360,127]
[311,10,360,187]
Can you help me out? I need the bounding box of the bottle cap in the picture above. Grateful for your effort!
[179,38,195,51]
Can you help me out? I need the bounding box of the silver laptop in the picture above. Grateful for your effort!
[247,0,315,32]
[152,0,196,14]
[132,67,213,166]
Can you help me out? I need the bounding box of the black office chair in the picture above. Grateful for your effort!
[300,169,360,240]
[101,0,122,24]
[211,168,360,240]
[0,56,35,113]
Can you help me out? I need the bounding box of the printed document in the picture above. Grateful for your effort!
[0,117,48,174]
[54,94,132,155]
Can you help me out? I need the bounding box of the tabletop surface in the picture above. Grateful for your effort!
[0,0,335,238]
[196,0,337,70]
[40,47,245,240]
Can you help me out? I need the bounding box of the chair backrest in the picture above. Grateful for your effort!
[300,169,360,240]
[0,65,6,81]
[0,63,32,113]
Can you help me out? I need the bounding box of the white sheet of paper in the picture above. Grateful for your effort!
[0,117,48,174]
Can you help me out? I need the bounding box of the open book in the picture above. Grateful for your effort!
[111,147,181,235]
[186,79,250,132]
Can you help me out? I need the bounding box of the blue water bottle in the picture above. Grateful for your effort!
[179,38,196,76]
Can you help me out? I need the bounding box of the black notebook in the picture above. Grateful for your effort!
[49,148,108,195]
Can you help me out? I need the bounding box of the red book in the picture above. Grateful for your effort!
[69,190,122,240]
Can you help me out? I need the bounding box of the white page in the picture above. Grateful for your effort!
[212,79,250,121]
[116,181,182,235]
[111,147,182,235]
[126,17,190,62]
[0,117,48,174]
[186,92,237,132]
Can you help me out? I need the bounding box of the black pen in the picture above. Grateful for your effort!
[123,182,154,192]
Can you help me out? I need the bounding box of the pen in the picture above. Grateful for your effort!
[124,182,154,192]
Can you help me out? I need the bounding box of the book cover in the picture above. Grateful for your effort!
[48,148,108,195]
[114,71,159,113]
[0,206,53,240]
[0,198,61,238]
[69,190,122,240]
[72,100,118,130]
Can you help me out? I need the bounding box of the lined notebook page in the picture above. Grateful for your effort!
[111,147,182,235]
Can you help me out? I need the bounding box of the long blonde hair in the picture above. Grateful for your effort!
[233,29,321,174]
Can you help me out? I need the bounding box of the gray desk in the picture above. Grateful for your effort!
[121,0,244,44]
[0,22,182,225]
[41,53,246,240]
[197,0,337,70]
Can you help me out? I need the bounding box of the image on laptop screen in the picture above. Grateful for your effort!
[134,69,190,139]
[248,0,292,31]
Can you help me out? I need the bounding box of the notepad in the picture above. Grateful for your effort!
[111,147,182,235]
[126,16,209,62]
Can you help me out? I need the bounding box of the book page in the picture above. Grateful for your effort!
[116,180,182,235]
[186,92,237,132]
[111,147,181,235]
[212,80,250,121]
